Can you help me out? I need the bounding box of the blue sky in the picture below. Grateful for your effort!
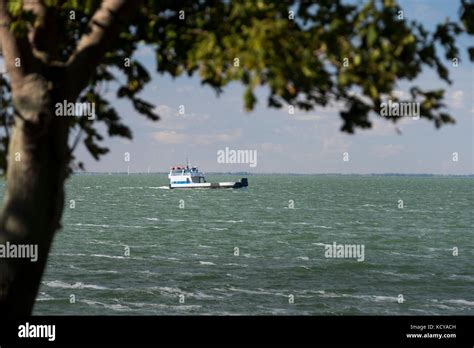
[72,0,472,174]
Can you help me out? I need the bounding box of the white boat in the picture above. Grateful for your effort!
[168,165,248,189]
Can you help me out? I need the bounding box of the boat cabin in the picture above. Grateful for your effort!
[168,165,206,185]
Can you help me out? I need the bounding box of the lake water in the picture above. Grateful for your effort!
[8,174,471,315]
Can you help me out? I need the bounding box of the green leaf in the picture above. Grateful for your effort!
[353,54,361,66]
[367,25,377,47]
[7,1,22,16]
[244,88,257,111]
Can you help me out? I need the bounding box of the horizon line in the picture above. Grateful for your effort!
[72,172,474,176]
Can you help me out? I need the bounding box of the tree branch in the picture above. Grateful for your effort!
[65,0,137,100]
[23,0,60,62]
[0,0,36,89]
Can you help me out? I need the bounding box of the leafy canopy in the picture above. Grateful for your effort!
[0,0,472,172]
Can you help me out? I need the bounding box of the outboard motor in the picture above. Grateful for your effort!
[240,178,248,187]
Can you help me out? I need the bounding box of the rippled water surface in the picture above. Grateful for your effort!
[8,174,471,315]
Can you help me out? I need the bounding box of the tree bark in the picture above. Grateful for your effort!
[0,74,69,316]
[0,0,135,316]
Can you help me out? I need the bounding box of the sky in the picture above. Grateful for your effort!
[61,1,474,174]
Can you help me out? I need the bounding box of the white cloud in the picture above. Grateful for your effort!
[152,130,187,144]
[321,134,351,152]
[151,129,242,145]
[154,104,173,118]
[150,104,211,130]
[194,129,242,145]
[450,90,464,109]
[392,90,406,99]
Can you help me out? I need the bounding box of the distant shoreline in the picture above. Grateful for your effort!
[71,172,474,177]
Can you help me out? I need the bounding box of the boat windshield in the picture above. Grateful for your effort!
[170,167,201,176]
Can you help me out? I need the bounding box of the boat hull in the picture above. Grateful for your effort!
[170,178,248,189]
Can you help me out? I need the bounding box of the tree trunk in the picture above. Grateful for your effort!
[0,73,69,316]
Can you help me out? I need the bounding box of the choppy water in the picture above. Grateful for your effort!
[5,174,473,315]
